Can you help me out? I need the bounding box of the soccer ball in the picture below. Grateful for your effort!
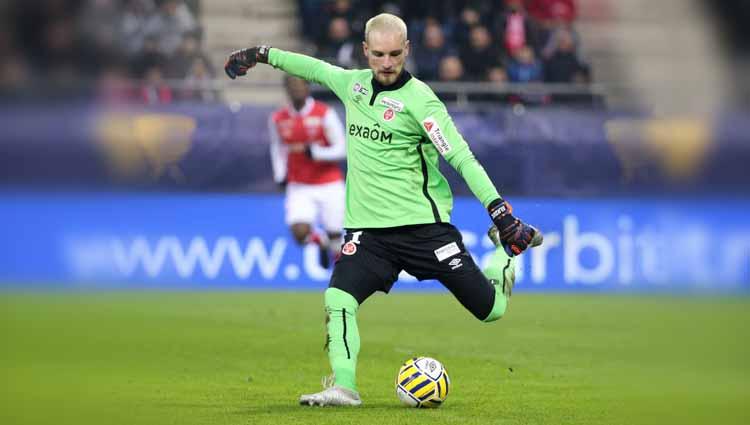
[395,357,450,408]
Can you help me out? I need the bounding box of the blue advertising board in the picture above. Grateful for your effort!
[0,192,748,293]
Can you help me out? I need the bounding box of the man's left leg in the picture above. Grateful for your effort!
[479,230,517,322]
[402,224,515,323]
[481,224,544,319]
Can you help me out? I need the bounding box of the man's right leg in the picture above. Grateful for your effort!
[323,287,360,392]
[300,229,399,406]
[299,286,362,407]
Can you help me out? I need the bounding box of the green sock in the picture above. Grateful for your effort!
[482,246,514,322]
[324,287,360,392]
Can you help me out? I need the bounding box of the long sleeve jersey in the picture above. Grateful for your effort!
[268,48,500,229]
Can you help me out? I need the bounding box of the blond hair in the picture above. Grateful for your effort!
[364,13,407,43]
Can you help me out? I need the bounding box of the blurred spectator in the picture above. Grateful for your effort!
[542,27,588,83]
[493,0,542,55]
[318,17,359,68]
[121,0,155,55]
[0,54,32,100]
[96,60,137,105]
[413,21,454,81]
[526,0,577,23]
[459,25,503,81]
[507,45,543,82]
[79,0,122,53]
[316,0,368,46]
[438,55,465,81]
[297,0,324,42]
[453,5,483,48]
[142,0,197,56]
[166,29,211,79]
[541,25,581,59]
[42,18,79,68]
[487,66,508,83]
[179,57,218,102]
[137,54,172,104]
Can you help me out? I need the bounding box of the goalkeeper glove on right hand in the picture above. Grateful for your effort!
[224,46,271,79]
[487,198,537,256]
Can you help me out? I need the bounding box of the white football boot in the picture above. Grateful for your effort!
[299,375,362,407]
[487,224,543,297]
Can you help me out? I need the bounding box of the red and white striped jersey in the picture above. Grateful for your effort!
[268,97,346,185]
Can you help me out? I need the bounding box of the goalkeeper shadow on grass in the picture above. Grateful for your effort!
[230,401,427,415]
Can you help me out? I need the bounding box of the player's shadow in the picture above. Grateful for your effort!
[233,401,400,415]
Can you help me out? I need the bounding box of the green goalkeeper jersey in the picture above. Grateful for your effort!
[269,48,500,229]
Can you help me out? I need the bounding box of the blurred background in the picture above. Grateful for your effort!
[0,0,749,194]
[0,2,749,425]
[0,0,747,289]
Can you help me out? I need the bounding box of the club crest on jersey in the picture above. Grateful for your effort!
[422,117,452,154]
[342,241,357,256]
[380,97,404,112]
[383,108,395,121]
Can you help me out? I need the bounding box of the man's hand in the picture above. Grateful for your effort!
[487,198,538,256]
[224,46,271,79]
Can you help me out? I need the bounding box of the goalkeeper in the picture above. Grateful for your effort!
[225,13,542,407]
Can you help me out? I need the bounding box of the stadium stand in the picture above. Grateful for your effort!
[0,0,220,103]
[304,0,593,86]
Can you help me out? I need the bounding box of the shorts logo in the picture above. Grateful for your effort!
[422,117,452,155]
[434,242,461,262]
[383,108,395,121]
[448,258,463,270]
[342,241,357,256]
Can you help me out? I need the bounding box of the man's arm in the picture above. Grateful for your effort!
[267,116,288,185]
[225,47,353,100]
[417,92,539,255]
[310,107,346,161]
[417,96,499,207]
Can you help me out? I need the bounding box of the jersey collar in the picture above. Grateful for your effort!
[369,70,412,105]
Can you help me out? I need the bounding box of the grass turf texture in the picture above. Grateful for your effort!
[1,292,748,425]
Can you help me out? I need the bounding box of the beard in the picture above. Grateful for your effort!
[376,70,399,85]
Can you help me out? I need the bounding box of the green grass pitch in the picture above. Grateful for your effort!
[1,291,748,425]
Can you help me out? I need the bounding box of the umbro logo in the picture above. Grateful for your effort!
[352,82,369,96]
[448,258,463,270]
